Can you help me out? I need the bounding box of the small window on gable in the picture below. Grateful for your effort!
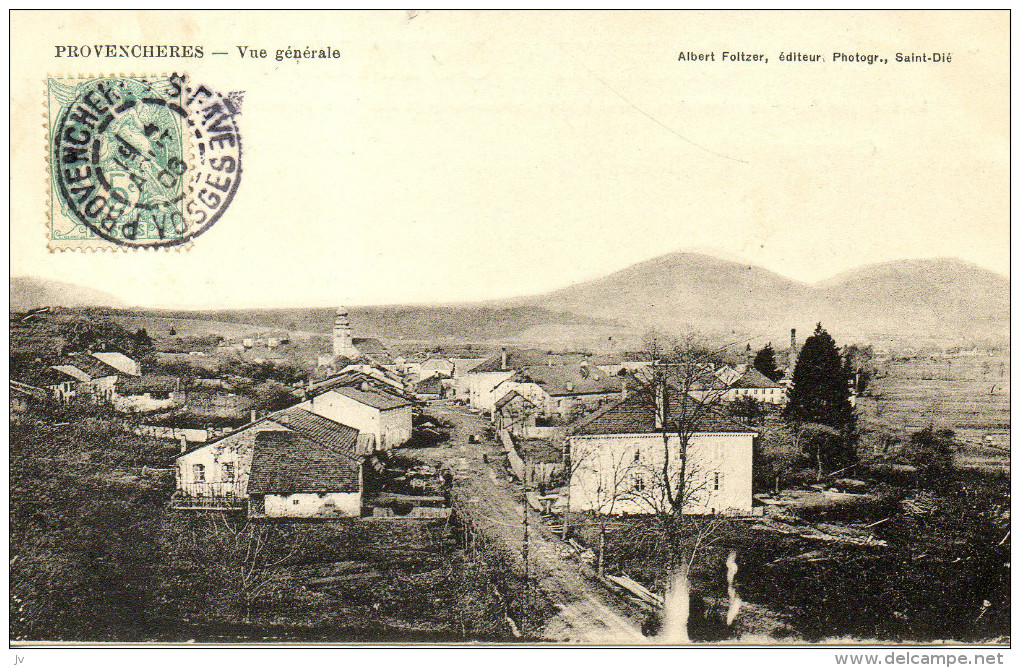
[713,472,722,491]
[193,464,205,483]
[222,462,235,482]
[293,498,300,505]
[633,449,641,463]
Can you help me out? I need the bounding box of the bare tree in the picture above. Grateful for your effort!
[173,513,305,622]
[624,332,737,639]
[568,440,638,575]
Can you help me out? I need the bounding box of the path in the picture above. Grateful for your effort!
[398,402,644,644]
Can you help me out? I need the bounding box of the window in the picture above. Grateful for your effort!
[192,464,205,483]
[633,449,641,463]
[632,474,646,492]
[293,498,300,505]
[713,472,722,491]
[221,462,235,482]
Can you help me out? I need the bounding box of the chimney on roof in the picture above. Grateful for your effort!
[251,409,258,423]
[179,434,188,453]
[501,347,508,371]
[621,377,628,399]
[361,381,370,392]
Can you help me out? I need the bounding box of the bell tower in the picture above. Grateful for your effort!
[332,307,358,359]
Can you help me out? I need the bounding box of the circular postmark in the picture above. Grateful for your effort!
[50,74,242,248]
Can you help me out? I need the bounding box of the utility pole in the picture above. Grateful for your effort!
[522,476,530,637]
[561,445,571,540]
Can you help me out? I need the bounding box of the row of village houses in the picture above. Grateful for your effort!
[14,307,792,520]
[165,352,765,519]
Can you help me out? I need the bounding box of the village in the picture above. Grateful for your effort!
[9,304,1011,643]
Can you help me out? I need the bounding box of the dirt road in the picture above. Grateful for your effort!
[399,403,644,644]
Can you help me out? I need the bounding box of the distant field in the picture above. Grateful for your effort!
[857,354,1010,465]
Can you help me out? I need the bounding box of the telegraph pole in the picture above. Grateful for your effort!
[522,471,530,637]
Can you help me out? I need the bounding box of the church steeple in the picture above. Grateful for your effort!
[332,306,358,359]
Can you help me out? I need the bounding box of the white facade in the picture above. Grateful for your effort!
[721,385,786,404]
[175,422,280,499]
[568,431,756,515]
[301,391,412,450]
[467,371,516,412]
[263,491,361,518]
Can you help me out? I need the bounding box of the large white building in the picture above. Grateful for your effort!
[566,395,757,516]
[298,383,413,451]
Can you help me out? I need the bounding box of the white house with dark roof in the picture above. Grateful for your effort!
[171,405,365,516]
[720,368,786,405]
[247,430,362,518]
[299,383,413,452]
[566,394,758,516]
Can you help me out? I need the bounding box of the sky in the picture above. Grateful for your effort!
[10,11,1009,309]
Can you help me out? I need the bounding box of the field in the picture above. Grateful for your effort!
[857,354,1010,469]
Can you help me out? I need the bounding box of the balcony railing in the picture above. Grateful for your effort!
[169,491,246,511]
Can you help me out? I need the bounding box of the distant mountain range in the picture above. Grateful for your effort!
[513,253,1010,344]
[10,253,1010,346]
[9,276,125,312]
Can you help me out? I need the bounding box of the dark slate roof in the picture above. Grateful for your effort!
[469,349,545,374]
[568,394,756,436]
[60,353,122,379]
[247,430,361,495]
[116,375,181,395]
[730,368,782,389]
[174,405,360,459]
[50,365,92,382]
[414,375,444,394]
[308,369,414,402]
[517,438,563,464]
[18,366,83,386]
[352,337,394,364]
[495,389,537,411]
[272,407,361,456]
[329,385,412,410]
[515,364,623,397]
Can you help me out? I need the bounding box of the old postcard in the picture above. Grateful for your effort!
[9,9,1010,656]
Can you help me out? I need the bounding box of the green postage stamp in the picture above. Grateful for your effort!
[47,74,243,250]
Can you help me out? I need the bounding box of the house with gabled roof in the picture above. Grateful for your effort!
[113,375,184,413]
[298,382,413,452]
[721,368,786,405]
[247,431,362,518]
[494,390,539,436]
[565,394,758,516]
[418,357,454,381]
[171,405,367,516]
[57,352,132,402]
[491,362,624,422]
[462,348,532,412]
[309,365,409,398]
[413,374,446,400]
